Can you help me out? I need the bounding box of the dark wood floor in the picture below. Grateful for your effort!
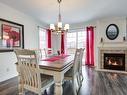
[1,66,127,95]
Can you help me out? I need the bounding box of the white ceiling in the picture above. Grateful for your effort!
[0,0,127,25]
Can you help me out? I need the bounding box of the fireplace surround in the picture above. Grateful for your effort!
[98,47,127,71]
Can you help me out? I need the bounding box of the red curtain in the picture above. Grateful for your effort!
[85,27,90,65]
[85,26,94,66]
[61,31,65,54]
[46,29,51,48]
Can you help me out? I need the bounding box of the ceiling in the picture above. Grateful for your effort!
[0,0,127,25]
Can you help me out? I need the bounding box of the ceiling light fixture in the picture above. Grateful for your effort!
[50,0,69,33]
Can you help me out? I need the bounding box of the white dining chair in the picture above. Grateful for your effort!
[64,48,82,95]
[66,48,76,55]
[14,49,54,95]
[78,48,84,87]
[44,48,53,57]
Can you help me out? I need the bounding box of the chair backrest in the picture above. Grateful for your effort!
[34,49,43,60]
[73,48,82,75]
[66,48,76,55]
[79,48,85,67]
[57,50,61,55]
[44,48,53,57]
[14,49,41,90]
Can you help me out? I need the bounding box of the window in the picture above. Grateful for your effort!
[66,32,76,54]
[39,27,46,49]
[67,31,86,49]
[77,31,86,48]
[39,27,46,57]
[67,32,76,48]
[66,31,86,62]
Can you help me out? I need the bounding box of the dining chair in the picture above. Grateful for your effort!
[64,48,82,95]
[29,49,42,60]
[34,49,44,60]
[44,48,53,57]
[14,49,54,95]
[66,48,76,55]
[57,50,61,55]
[78,48,84,87]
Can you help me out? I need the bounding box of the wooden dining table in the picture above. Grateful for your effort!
[16,54,74,95]
[39,55,74,95]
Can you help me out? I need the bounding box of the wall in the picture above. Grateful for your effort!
[95,17,127,69]
[0,2,43,82]
[97,17,126,45]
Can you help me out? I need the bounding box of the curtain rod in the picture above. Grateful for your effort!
[69,26,96,30]
[37,26,47,29]
[37,26,96,30]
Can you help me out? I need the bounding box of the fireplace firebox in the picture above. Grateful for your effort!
[104,53,125,71]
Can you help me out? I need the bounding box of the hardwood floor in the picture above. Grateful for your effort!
[0,66,127,95]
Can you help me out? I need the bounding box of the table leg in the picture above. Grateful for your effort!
[54,73,64,95]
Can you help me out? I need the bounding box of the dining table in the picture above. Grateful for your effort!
[16,54,74,95]
[39,54,74,95]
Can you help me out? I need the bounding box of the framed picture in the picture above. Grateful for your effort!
[0,18,24,52]
[106,24,119,40]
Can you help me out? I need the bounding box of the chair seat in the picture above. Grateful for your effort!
[41,74,54,87]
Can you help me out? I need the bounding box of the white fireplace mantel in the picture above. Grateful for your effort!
[98,47,127,51]
[98,41,127,49]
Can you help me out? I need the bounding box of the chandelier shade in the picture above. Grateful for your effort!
[50,0,69,33]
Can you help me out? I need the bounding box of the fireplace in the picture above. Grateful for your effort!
[104,53,125,71]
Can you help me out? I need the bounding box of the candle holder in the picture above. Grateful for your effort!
[123,36,126,41]
[100,37,103,43]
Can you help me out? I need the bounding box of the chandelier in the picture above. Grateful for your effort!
[50,0,69,33]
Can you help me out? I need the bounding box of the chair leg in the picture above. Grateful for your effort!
[73,76,80,95]
[81,72,84,82]
[72,80,77,95]
[44,90,47,95]
[76,75,80,88]
[18,75,24,95]
[39,90,47,95]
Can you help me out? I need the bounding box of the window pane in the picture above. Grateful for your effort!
[39,28,46,49]
[66,31,86,63]
[67,32,76,49]
[77,31,86,48]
